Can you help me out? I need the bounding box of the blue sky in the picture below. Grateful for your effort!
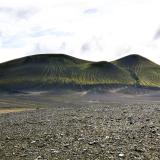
[0,0,160,64]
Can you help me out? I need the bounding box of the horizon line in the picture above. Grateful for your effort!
[0,53,160,66]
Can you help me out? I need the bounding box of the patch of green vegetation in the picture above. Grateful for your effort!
[113,54,160,87]
[0,54,159,90]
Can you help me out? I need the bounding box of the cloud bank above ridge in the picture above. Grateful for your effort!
[0,0,159,64]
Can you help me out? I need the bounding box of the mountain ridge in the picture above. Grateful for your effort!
[0,53,159,92]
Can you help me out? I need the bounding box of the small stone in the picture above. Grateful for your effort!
[151,130,156,134]
[51,149,59,153]
[119,153,124,157]
[37,143,46,148]
[31,140,36,144]
[5,136,11,140]
[88,140,98,145]
[82,148,88,154]
[63,143,70,147]
[20,154,27,157]
[146,118,150,122]
[78,137,85,141]
[100,144,105,148]
[34,156,42,160]
[134,147,144,153]
[105,136,110,139]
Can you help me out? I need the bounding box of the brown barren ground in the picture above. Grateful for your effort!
[0,108,35,114]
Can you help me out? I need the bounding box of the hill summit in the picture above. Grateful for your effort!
[113,54,160,86]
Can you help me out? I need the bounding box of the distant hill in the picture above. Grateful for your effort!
[113,54,160,87]
[0,54,159,92]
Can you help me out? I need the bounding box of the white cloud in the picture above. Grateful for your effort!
[0,0,159,64]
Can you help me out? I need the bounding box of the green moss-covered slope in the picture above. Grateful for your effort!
[112,54,160,87]
[0,53,159,91]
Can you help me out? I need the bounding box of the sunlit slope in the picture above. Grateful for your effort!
[0,54,134,90]
[113,54,160,87]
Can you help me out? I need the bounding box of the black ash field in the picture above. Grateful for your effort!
[0,92,160,160]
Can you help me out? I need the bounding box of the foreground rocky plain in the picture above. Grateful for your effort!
[0,92,160,160]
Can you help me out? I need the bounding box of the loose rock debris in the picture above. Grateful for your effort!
[0,103,160,159]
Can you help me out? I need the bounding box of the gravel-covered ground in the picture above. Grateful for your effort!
[0,101,160,160]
